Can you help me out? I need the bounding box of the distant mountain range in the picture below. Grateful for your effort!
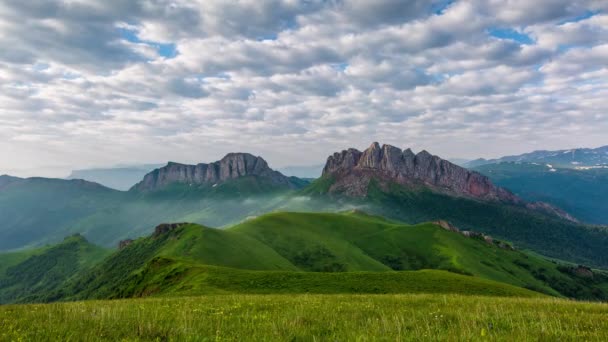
[67,164,162,191]
[2,143,608,271]
[65,163,323,190]
[132,153,304,192]
[465,145,608,168]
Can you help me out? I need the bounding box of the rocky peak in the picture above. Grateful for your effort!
[153,223,188,237]
[131,153,296,192]
[322,142,520,202]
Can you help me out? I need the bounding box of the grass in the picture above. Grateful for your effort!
[1,294,608,341]
[230,211,608,299]
[103,258,543,299]
[0,235,110,303]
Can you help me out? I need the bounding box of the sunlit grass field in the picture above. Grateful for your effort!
[1,294,607,341]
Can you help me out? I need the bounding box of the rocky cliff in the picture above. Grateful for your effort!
[131,153,296,192]
[322,142,519,202]
[322,142,577,222]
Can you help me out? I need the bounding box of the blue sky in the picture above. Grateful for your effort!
[0,0,606,177]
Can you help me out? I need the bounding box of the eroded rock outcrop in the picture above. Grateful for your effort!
[323,142,520,202]
[153,223,189,237]
[118,239,134,250]
[131,153,296,192]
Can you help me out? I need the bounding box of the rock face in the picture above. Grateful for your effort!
[118,239,134,250]
[322,142,520,202]
[153,223,188,237]
[131,153,296,192]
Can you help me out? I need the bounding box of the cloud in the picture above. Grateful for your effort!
[0,0,607,176]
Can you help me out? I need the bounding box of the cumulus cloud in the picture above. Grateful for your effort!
[0,0,606,177]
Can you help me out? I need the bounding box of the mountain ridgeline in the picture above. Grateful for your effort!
[131,153,301,192]
[323,142,519,201]
[1,144,608,272]
[318,142,575,221]
[3,211,607,304]
[465,145,608,168]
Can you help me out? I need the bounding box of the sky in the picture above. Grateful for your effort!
[1,0,607,177]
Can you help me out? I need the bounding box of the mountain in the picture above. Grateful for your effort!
[473,162,608,225]
[302,143,608,268]
[67,164,162,191]
[466,145,608,168]
[0,234,110,303]
[132,153,301,192]
[319,142,574,221]
[7,211,607,304]
[2,146,608,273]
[322,142,519,202]
[0,153,310,251]
[0,177,124,250]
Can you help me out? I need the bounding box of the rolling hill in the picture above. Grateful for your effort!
[0,235,110,303]
[4,211,603,305]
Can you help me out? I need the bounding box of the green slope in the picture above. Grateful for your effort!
[299,176,608,269]
[473,162,608,225]
[55,223,298,300]
[231,211,608,299]
[0,235,110,303]
[38,211,607,303]
[108,257,543,298]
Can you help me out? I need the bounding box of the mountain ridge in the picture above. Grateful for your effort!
[131,153,298,192]
[320,142,576,222]
[465,145,608,168]
[322,142,518,202]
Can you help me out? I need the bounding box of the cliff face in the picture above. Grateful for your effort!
[131,153,295,192]
[322,142,520,202]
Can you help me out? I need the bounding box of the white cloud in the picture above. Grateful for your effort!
[0,0,607,176]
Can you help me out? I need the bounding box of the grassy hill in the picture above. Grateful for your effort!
[0,235,110,303]
[231,212,608,299]
[473,162,608,225]
[19,211,601,303]
[300,176,608,269]
[102,258,544,298]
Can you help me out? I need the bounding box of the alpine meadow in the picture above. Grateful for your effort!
[1,0,608,341]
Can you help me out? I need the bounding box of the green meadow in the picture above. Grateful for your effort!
[1,294,607,341]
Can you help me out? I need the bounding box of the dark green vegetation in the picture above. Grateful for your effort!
[3,211,606,304]
[2,294,608,341]
[302,176,608,268]
[474,162,608,225]
[0,235,109,303]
